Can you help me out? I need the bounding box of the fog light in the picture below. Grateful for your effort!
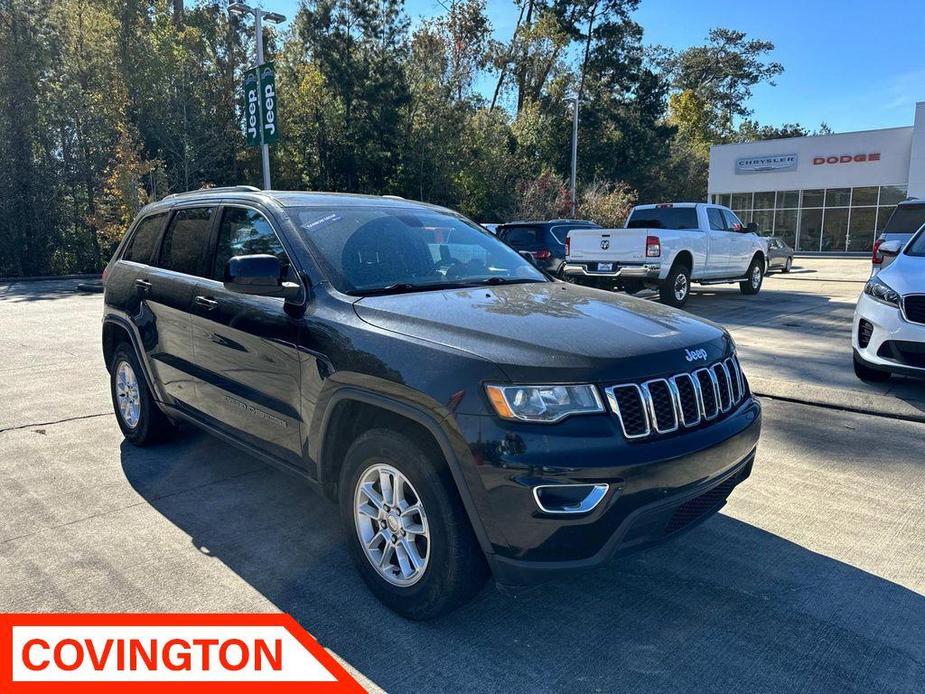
[533,483,609,514]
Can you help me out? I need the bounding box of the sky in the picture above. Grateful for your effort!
[272,0,925,133]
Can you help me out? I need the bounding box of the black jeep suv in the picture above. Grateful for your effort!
[102,187,761,619]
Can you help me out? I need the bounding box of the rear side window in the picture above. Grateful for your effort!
[213,207,289,280]
[882,205,925,234]
[627,207,698,230]
[500,226,542,250]
[123,214,165,264]
[157,207,214,276]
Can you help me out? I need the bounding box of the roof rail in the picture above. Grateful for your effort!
[163,185,261,200]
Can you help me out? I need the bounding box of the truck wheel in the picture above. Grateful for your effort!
[340,428,488,620]
[740,258,764,295]
[659,265,691,307]
[109,342,175,446]
[854,354,891,382]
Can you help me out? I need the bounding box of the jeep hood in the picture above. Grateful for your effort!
[352,282,732,383]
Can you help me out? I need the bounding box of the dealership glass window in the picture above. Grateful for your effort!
[731,192,752,210]
[879,185,907,206]
[877,206,896,231]
[776,191,799,209]
[824,188,851,207]
[851,186,879,207]
[847,208,877,251]
[802,189,825,208]
[821,208,849,251]
[775,210,798,249]
[798,209,823,251]
[752,209,774,235]
[753,191,775,209]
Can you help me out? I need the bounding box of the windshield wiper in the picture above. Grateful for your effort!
[347,281,470,297]
[473,276,546,286]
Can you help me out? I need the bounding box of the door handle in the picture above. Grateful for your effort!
[135,278,152,293]
[194,295,218,311]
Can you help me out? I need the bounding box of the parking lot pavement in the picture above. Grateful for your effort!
[682,257,925,420]
[1,270,924,692]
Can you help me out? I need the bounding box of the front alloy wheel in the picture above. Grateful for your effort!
[354,464,430,587]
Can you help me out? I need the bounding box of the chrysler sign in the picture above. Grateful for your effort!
[735,154,798,174]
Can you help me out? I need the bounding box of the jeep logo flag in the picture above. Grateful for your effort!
[243,62,279,148]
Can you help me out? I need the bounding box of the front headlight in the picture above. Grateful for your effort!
[864,276,901,307]
[485,384,604,422]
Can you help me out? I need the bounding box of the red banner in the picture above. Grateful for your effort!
[0,613,364,693]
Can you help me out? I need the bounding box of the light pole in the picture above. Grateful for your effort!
[566,95,580,217]
[229,3,286,190]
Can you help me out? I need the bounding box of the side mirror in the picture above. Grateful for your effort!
[878,240,903,257]
[224,254,301,300]
[518,250,537,266]
[745,222,759,233]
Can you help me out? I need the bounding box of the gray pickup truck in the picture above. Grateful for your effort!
[872,199,925,274]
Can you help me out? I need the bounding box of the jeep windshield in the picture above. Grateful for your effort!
[290,206,548,295]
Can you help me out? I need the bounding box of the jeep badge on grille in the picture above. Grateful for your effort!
[684,348,708,362]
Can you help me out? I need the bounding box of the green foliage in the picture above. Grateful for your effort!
[0,0,790,277]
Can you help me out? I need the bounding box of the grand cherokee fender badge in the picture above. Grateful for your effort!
[684,348,708,362]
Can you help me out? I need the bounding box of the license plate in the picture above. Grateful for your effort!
[597,262,613,272]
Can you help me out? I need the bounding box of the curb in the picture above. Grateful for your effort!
[750,375,925,424]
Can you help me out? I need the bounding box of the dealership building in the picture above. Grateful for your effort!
[708,101,925,252]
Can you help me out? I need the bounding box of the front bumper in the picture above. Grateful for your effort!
[453,397,761,586]
[853,292,925,376]
[561,262,661,280]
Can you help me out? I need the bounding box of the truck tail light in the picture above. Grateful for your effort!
[565,237,570,256]
[872,238,884,265]
[534,248,551,260]
[646,235,661,257]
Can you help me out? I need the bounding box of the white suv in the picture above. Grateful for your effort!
[853,229,925,381]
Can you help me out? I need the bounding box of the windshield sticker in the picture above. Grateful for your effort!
[301,213,342,232]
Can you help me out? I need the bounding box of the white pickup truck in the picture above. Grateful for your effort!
[562,202,769,307]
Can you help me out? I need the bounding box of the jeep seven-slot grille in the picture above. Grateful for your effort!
[605,356,747,441]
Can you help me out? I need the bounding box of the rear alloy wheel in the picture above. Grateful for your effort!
[740,258,764,295]
[109,342,175,446]
[340,429,488,620]
[659,264,691,308]
[783,257,792,273]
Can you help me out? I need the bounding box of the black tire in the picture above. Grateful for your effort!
[658,263,691,308]
[109,342,175,446]
[740,257,764,295]
[339,428,488,620]
[782,257,792,273]
[854,353,891,383]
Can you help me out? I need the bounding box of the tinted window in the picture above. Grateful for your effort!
[291,207,545,294]
[123,214,165,264]
[721,209,743,230]
[907,228,925,256]
[213,207,289,280]
[706,208,726,231]
[548,224,597,245]
[882,205,925,234]
[157,208,214,276]
[627,207,698,230]
[500,226,542,250]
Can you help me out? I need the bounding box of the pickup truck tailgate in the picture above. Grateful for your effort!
[567,228,646,263]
